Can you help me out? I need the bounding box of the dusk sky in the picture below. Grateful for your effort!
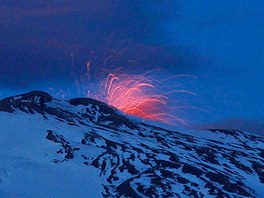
[0,1,263,133]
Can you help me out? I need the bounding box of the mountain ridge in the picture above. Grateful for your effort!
[0,91,263,198]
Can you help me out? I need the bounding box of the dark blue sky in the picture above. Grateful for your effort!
[0,1,263,132]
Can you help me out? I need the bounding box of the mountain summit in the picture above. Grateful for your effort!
[0,91,263,197]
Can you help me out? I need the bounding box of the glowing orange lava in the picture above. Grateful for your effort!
[98,73,191,125]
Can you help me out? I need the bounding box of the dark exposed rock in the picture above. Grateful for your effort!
[46,130,75,161]
[116,179,141,198]
[250,160,264,183]
[65,152,74,159]
[46,130,58,142]
[259,149,264,158]
[177,177,189,184]
[182,163,203,177]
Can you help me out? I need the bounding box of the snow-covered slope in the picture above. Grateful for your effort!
[0,91,263,198]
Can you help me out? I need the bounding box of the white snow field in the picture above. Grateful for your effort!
[0,91,263,197]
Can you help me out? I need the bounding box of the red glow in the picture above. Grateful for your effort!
[97,73,192,125]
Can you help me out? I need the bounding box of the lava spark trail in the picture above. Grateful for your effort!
[98,73,192,125]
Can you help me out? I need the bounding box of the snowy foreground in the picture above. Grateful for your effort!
[0,91,263,198]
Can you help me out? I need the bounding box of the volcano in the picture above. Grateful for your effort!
[0,91,263,197]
